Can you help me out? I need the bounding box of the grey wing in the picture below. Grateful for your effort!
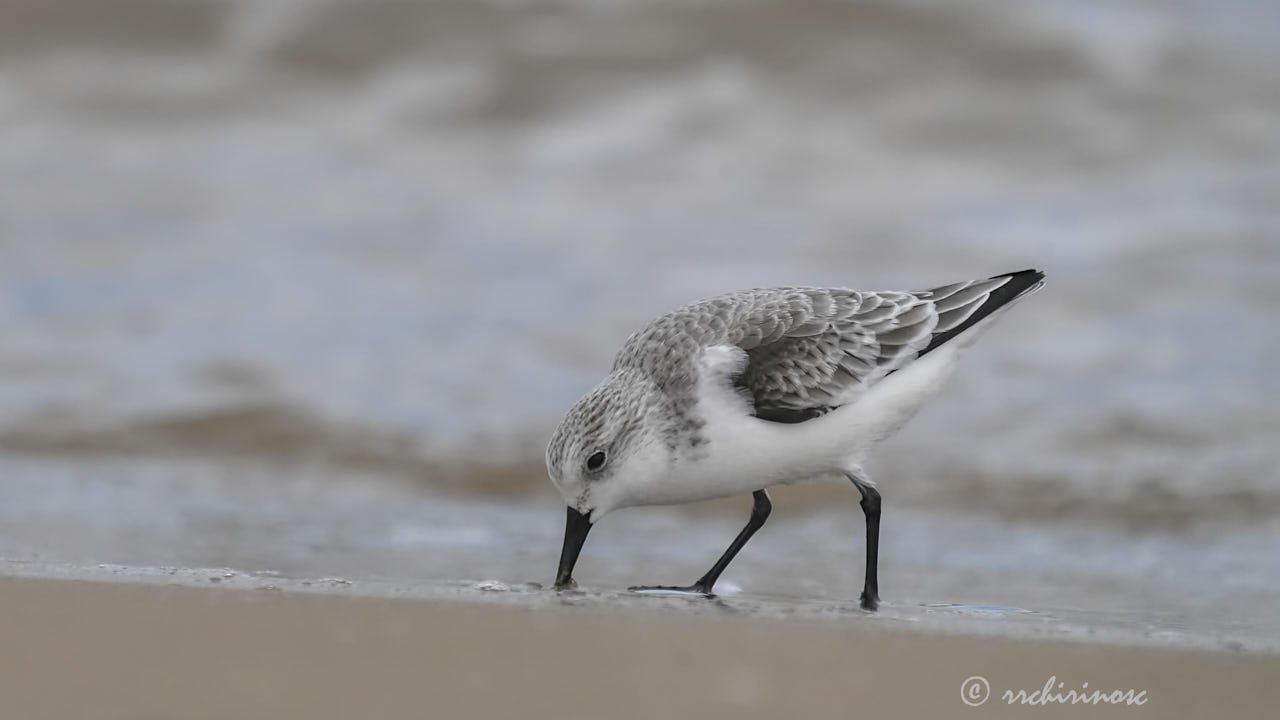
[612,270,1042,422]
[737,276,1027,422]
[738,290,934,420]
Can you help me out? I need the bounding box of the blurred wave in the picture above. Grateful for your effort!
[0,0,1277,532]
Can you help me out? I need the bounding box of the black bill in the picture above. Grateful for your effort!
[554,506,592,590]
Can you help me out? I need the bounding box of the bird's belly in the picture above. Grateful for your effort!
[639,458,799,505]
[638,424,838,506]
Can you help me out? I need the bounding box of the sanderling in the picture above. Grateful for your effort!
[547,269,1045,610]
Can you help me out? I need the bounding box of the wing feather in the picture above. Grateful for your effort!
[612,270,1043,423]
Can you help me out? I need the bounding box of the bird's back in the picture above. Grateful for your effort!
[613,270,1045,423]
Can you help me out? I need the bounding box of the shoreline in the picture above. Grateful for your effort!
[2,571,1277,719]
[2,558,1273,655]
[2,558,1275,655]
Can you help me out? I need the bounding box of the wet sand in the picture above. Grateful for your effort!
[2,575,1275,719]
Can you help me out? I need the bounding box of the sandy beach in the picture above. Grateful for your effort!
[2,574,1276,720]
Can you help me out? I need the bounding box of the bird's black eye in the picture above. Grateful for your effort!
[585,451,607,472]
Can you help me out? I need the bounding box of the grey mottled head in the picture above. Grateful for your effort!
[546,369,671,522]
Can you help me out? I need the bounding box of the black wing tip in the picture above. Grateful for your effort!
[920,268,1045,356]
[990,268,1046,285]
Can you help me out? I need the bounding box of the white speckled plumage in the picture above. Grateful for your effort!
[547,270,1045,520]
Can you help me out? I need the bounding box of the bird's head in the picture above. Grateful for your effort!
[546,369,675,521]
[546,369,673,588]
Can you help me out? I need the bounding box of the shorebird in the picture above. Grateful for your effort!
[547,269,1045,610]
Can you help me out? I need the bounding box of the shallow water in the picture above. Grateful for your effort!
[0,455,1275,651]
[0,0,1278,647]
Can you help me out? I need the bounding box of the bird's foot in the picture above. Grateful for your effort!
[628,584,714,598]
[860,591,880,612]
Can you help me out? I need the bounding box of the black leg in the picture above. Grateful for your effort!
[848,475,881,611]
[630,489,772,597]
